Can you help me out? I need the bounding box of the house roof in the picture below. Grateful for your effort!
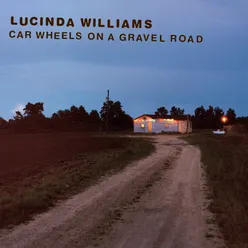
[133,114,191,121]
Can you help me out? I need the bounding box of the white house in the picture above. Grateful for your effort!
[133,114,192,134]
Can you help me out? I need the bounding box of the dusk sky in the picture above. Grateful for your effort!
[0,0,247,120]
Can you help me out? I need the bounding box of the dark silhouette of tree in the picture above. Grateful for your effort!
[0,117,7,129]
[170,106,185,116]
[89,110,100,123]
[193,105,206,129]
[70,105,79,123]
[214,106,224,128]
[53,109,72,121]
[206,105,215,129]
[55,109,66,120]
[192,105,225,129]
[51,113,59,120]
[155,107,168,117]
[100,100,115,124]
[23,102,44,117]
[226,108,236,124]
[14,111,24,121]
[6,102,46,132]
[118,113,133,130]
[50,105,98,131]
[2,99,247,133]
[0,117,6,123]
[100,100,132,131]
[78,105,88,122]
[194,106,206,119]
[214,106,224,117]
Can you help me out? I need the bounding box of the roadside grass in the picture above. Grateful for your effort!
[181,132,248,248]
[0,137,155,230]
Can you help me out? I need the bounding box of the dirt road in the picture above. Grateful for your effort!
[0,135,224,248]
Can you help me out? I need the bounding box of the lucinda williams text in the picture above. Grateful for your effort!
[9,16,203,43]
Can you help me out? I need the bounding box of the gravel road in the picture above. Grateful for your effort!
[0,135,225,248]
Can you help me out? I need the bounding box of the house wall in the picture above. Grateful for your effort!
[134,122,148,133]
[134,120,179,133]
[133,116,193,134]
[178,120,192,133]
[152,120,179,133]
[188,121,192,133]
[133,115,154,133]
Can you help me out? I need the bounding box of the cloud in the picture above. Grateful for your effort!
[12,103,25,115]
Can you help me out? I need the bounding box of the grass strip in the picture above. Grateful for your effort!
[182,132,248,248]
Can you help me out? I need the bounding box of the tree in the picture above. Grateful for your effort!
[51,105,90,130]
[194,105,206,119]
[100,100,114,123]
[0,117,6,123]
[226,108,236,124]
[193,106,206,129]
[118,113,133,130]
[51,113,59,120]
[205,105,215,128]
[78,105,88,122]
[0,117,7,128]
[89,110,100,123]
[113,101,124,116]
[54,109,71,121]
[155,107,168,117]
[214,106,224,127]
[214,106,224,118]
[70,105,79,123]
[55,109,68,120]
[170,106,185,116]
[14,111,24,121]
[100,100,132,131]
[23,102,44,117]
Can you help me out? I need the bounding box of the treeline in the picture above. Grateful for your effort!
[155,106,185,117]
[155,105,247,129]
[192,105,236,129]
[1,102,248,133]
[0,99,133,133]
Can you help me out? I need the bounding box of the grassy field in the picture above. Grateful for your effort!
[0,133,155,229]
[182,131,248,248]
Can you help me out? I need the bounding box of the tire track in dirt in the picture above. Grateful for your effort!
[86,145,183,247]
[96,140,225,248]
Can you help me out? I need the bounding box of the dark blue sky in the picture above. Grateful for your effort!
[0,0,247,119]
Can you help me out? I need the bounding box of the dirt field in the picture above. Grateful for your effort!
[0,133,155,229]
[0,133,127,183]
[0,135,225,248]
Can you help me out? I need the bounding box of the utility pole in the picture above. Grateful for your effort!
[186,114,189,133]
[106,90,109,133]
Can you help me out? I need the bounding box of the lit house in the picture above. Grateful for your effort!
[133,114,192,134]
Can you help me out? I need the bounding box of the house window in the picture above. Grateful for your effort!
[141,123,145,128]
[165,123,169,128]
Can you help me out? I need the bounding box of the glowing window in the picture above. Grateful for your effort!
[141,123,145,128]
[165,123,169,128]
